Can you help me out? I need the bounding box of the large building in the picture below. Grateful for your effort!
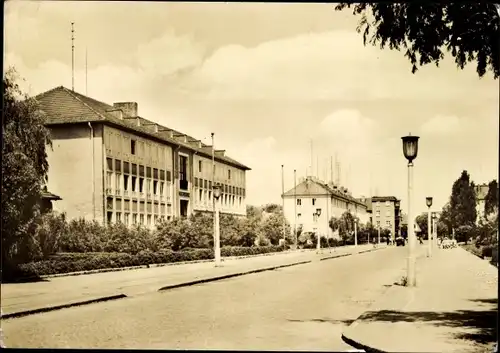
[371,196,401,239]
[282,176,369,238]
[36,86,250,228]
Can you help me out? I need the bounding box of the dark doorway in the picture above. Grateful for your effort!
[180,199,189,217]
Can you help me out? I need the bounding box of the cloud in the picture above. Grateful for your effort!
[136,30,206,76]
[419,115,463,136]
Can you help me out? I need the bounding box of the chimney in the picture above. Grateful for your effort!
[113,102,138,118]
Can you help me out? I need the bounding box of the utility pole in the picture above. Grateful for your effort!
[71,22,75,91]
[281,164,286,246]
[294,169,297,248]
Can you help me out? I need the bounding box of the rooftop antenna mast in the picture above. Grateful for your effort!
[71,22,75,91]
[335,153,340,185]
[310,139,313,177]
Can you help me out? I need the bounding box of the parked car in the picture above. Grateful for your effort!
[396,236,405,246]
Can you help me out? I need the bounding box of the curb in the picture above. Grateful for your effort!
[320,253,352,261]
[342,333,384,353]
[38,249,309,280]
[158,260,313,291]
[2,294,128,320]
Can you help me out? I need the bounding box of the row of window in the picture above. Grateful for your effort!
[106,171,171,197]
[195,188,243,208]
[375,210,393,217]
[106,197,171,214]
[295,198,356,210]
[106,211,171,226]
[107,158,172,181]
[194,178,246,196]
[376,220,392,227]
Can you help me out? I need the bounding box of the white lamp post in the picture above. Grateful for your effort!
[315,208,322,253]
[426,196,433,257]
[378,223,381,246]
[402,133,420,287]
[213,184,222,267]
[354,218,358,247]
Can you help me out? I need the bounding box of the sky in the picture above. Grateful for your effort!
[4,1,499,217]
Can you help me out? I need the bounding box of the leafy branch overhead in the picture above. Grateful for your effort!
[335,3,499,78]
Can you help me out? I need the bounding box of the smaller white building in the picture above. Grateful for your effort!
[282,176,369,238]
[475,183,489,223]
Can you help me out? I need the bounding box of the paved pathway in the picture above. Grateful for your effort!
[3,246,402,350]
[2,244,383,317]
[343,246,498,352]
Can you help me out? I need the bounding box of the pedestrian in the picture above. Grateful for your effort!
[418,236,424,245]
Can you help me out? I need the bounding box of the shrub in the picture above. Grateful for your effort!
[17,245,289,277]
[482,245,494,258]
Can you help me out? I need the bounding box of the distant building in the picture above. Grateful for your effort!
[282,176,369,238]
[40,187,62,214]
[35,86,250,228]
[371,196,401,240]
[475,183,490,223]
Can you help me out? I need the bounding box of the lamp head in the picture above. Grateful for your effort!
[316,209,322,217]
[401,134,420,163]
[213,184,221,199]
[426,196,433,208]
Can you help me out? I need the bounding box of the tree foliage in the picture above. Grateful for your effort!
[415,212,430,239]
[2,67,52,268]
[335,3,500,79]
[449,170,477,229]
[484,179,499,217]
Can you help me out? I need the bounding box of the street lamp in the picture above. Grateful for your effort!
[402,133,420,287]
[432,212,438,249]
[354,218,358,247]
[315,208,322,253]
[395,200,401,241]
[378,222,381,246]
[426,196,433,257]
[213,184,222,267]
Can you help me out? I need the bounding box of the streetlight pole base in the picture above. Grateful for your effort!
[406,255,417,287]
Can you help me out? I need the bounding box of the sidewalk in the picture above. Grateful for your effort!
[342,246,498,353]
[1,243,386,319]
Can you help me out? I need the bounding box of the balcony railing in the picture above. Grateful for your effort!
[180,179,189,191]
[106,187,112,195]
[115,189,121,196]
[123,190,129,196]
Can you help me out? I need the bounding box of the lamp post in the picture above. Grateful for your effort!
[378,223,381,246]
[402,134,420,287]
[426,196,433,257]
[315,208,322,253]
[213,184,222,267]
[354,218,358,247]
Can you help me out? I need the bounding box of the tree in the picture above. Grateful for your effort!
[449,171,477,230]
[335,3,499,79]
[261,213,291,245]
[262,203,282,214]
[415,212,430,239]
[246,205,262,220]
[2,68,52,273]
[440,203,453,235]
[484,179,499,217]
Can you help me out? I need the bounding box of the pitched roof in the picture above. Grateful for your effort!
[282,177,367,208]
[372,196,399,203]
[35,86,250,171]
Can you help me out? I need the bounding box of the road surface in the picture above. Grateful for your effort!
[3,246,411,350]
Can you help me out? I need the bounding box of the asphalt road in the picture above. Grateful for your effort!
[3,246,411,350]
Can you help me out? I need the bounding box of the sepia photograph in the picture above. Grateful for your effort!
[2,1,499,351]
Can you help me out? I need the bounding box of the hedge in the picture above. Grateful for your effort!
[18,245,288,277]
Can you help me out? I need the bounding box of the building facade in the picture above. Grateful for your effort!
[474,183,490,223]
[371,196,401,240]
[282,176,369,238]
[36,86,250,228]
